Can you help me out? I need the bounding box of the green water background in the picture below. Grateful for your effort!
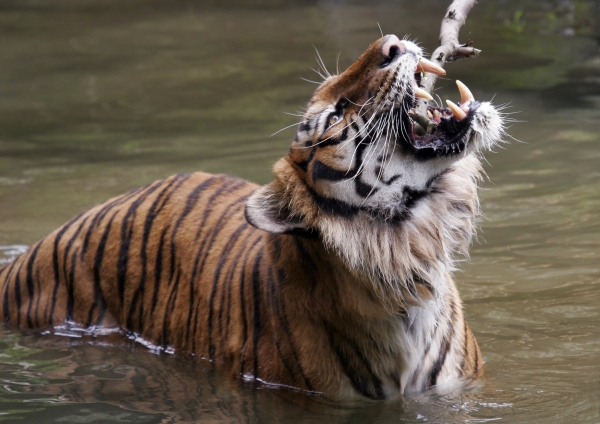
[0,0,599,422]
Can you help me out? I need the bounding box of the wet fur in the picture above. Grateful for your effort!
[0,35,504,400]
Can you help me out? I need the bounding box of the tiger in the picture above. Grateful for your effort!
[0,34,504,400]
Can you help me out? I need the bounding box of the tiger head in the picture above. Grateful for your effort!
[246,34,504,295]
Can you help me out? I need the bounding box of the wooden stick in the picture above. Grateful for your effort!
[415,0,481,132]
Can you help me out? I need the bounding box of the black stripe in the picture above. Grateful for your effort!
[234,239,260,374]
[293,147,316,173]
[150,226,169,318]
[265,268,297,382]
[186,247,204,348]
[312,159,357,182]
[62,217,90,322]
[2,261,19,322]
[220,233,250,343]
[161,270,181,347]
[237,242,257,374]
[402,186,431,212]
[459,317,469,371]
[355,178,377,198]
[408,318,440,388]
[66,248,80,321]
[13,262,25,327]
[87,212,117,327]
[183,251,198,346]
[48,213,84,325]
[25,242,43,327]
[324,321,386,400]
[251,249,263,379]
[381,173,402,186]
[429,337,450,388]
[307,186,359,218]
[1,278,9,322]
[428,299,457,388]
[298,121,312,133]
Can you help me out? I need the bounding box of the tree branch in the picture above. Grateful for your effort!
[415,0,481,134]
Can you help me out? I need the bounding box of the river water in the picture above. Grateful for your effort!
[0,0,599,422]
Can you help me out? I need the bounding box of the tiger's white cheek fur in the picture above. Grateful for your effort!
[469,101,504,152]
[314,141,450,210]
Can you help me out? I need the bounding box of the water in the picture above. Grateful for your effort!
[0,0,599,422]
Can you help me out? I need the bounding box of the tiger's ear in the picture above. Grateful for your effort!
[245,183,307,234]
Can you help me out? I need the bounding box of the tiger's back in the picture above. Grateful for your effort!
[0,173,262,356]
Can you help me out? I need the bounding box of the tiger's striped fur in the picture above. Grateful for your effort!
[0,35,503,399]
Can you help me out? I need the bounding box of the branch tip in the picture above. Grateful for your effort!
[414,0,480,130]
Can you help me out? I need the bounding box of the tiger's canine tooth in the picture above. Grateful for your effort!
[415,58,446,76]
[414,85,433,101]
[446,99,467,120]
[456,80,474,106]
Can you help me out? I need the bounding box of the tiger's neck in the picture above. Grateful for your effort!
[275,154,482,310]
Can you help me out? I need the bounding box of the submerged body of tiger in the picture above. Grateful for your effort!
[0,34,504,400]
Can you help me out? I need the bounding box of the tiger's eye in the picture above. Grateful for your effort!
[329,115,341,127]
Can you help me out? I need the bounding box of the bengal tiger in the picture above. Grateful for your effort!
[0,34,504,400]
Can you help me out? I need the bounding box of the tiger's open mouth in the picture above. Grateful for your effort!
[402,97,481,160]
[394,67,483,160]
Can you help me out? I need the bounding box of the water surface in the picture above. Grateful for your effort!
[0,0,599,422]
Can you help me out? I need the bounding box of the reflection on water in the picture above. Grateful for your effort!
[1,0,599,422]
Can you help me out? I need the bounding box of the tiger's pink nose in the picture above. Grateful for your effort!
[381,34,406,58]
